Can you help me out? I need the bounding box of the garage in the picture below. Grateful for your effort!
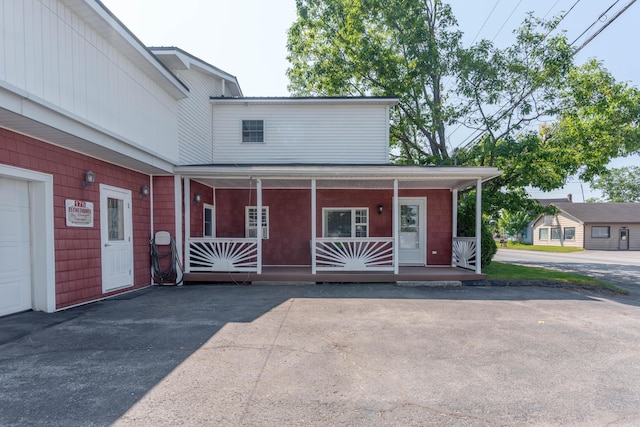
[0,177,32,316]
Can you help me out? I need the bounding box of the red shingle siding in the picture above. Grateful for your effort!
[152,176,177,237]
[1,128,152,309]
[212,187,453,266]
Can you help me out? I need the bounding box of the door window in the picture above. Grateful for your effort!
[107,198,124,241]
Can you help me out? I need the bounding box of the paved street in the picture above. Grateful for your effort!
[494,249,640,298]
[2,284,640,426]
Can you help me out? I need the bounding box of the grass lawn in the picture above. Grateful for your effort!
[484,261,627,293]
[503,242,584,253]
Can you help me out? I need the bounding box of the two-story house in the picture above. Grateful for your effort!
[0,0,500,317]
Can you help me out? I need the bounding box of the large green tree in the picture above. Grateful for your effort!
[590,166,640,202]
[287,0,640,263]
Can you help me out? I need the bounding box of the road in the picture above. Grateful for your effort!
[494,248,640,295]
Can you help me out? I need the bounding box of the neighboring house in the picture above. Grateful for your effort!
[521,195,574,244]
[0,0,500,317]
[531,202,640,250]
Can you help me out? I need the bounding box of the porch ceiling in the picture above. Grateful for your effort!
[176,164,502,191]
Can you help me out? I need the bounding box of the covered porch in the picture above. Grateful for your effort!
[174,165,501,283]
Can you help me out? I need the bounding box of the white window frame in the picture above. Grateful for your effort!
[563,227,575,241]
[242,120,264,143]
[203,203,215,237]
[322,208,369,238]
[246,206,269,239]
[538,228,549,241]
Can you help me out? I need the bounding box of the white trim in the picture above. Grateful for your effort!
[311,179,317,275]
[452,189,458,267]
[0,165,55,313]
[398,197,427,266]
[175,176,184,272]
[184,178,191,273]
[322,207,370,238]
[475,179,482,274]
[393,179,399,274]
[245,206,269,239]
[203,203,216,237]
[256,178,262,274]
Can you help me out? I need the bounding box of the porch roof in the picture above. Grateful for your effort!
[174,164,502,191]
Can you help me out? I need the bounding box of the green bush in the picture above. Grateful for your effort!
[457,195,497,268]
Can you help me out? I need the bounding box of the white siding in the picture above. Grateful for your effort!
[211,104,390,164]
[173,68,224,164]
[532,212,584,248]
[0,0,179,161]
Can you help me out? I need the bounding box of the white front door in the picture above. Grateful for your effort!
[100,185,133,293]
[0,178,32,316]
[398,197,427,266]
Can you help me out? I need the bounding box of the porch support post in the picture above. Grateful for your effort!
[452,188,458,267]
[184,178,191,274]
[475,179,482,274]
[311,179,317,275]
[256,178,262,274]
[174,175,184,274]
[393,179,399,275]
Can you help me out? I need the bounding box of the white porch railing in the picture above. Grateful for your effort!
[314,238,395,271]
[452,237,477,270]
[188,238,258,272]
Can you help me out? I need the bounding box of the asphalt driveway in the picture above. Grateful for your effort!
[2,284,640,426]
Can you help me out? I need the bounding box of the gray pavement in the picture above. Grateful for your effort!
[2,284,640,426]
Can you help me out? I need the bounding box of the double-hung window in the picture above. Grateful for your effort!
[246,206,269,239]
[203,204,215,237]
[242,120,264,142]
[550,227,561,240]
[538,228,549,240]
[323,208,368,238]
[563,227,575,241]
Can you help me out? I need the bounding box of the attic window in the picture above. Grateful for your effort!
[242,120,264,143]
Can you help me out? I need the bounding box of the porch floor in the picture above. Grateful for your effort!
[183,266,485,284]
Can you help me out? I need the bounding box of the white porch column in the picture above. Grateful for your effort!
[452,188,458,267]
[174,175,184,273]
[393,179,399,274]
[311,179,317,275]
[475,179,482,274]
[183,178,191,273]
[256,178,263,274]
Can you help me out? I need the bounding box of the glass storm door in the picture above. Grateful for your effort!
[100,185,133,292]
[398,198,427,265]
[619,228,629,250]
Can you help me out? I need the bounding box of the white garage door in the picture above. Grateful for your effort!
[0,177,32,316]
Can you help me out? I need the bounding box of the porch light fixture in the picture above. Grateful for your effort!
[81,170,96,188]
[378,204,383,215]
[193,193,202,205]
[139,185,149,199]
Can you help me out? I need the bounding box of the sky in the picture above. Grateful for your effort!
[102,0,639,201]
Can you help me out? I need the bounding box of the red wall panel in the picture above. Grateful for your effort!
[1,128,152,309]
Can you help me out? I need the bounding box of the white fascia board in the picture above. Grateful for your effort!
[209,97,399,106]
[174,164,501,182]
[1,83,176,173]
[71,0,188,99]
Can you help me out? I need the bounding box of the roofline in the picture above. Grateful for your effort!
[150,47,243,97]
[209,96,400,106]
[89,0,189,98]
[174,164,502,187]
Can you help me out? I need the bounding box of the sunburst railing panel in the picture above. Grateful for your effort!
[314,238,395,271]
[188,238,258,272]
[453,237,477,270]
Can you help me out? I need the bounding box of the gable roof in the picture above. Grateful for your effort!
[151,47,243,97]
[552,202,640,223]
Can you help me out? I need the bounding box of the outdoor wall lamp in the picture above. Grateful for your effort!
[193,193,202,205]
[139,185,149,199]
[81,170,96,188]
[378,204,383,215]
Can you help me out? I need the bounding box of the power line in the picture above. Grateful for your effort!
[573,0,636,54]
[490,0,524,42]
[570,0,621,46]
[470,0,503,44]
